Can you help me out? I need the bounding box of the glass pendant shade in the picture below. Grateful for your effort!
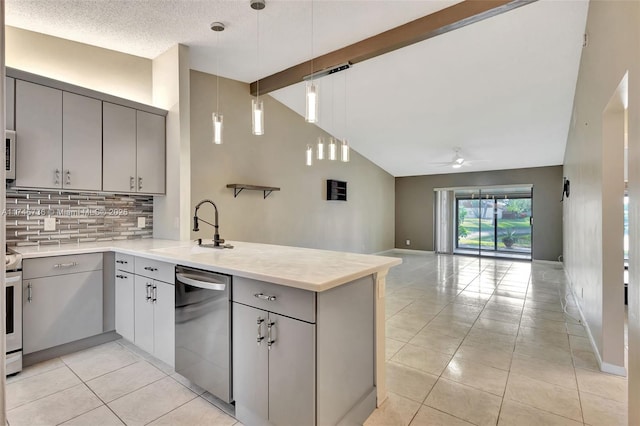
[340,139,350,162]
[316,137,325,160]
[212,113,223,144]
[305,145,313,166]
[252,98,264,135]
[306,82,318,123]
[328,138,337,161]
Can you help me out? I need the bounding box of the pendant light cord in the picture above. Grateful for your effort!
[216,30,220,113]
[256,8,260,100]
[310,0,314,82]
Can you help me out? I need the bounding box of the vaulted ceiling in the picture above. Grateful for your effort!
[6,0,589,176]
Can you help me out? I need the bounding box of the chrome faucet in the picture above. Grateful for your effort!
[193,199,225,248]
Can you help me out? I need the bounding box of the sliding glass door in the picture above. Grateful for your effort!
[455,188,532,259]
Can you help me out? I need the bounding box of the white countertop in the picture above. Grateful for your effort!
[13,239,402,292]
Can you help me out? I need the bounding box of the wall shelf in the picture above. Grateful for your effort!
[227,184,280,199]
[327,179,347,201]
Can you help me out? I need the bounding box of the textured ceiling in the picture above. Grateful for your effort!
[6,0,589,177]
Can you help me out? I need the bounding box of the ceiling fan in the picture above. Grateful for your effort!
[428,148,483,169]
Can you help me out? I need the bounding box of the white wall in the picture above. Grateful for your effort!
[152,45,191,240]
[6,27,152,104]
[563,0,638,391]
[190,70,395,254]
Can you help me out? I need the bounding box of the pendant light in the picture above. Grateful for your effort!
[328,137,337,161]
[316,136,325,160]
[305,144,313,166]
[305,0,318,123]
[340,70,350,162]
[211,22,225,144]
[251,0,265,135]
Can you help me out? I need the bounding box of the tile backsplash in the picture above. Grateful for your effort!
[5,189,153,247]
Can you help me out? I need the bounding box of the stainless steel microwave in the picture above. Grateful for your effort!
[6,130,15,180]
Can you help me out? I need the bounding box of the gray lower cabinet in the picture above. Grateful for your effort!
[23,254,104,355]
[233,303,315,426]
[133,276,175,366]
[115,271,135,342]
[232,275,377,426]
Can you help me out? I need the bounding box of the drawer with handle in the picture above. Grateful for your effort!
[23,253,103,279]
[134,257,175,283]
[115,253,135,273]
[232,276,316,323]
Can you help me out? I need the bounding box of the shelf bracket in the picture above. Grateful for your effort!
[233,187,245,198]
[263,190,274,199]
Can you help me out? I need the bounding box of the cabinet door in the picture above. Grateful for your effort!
[115,271,135,342]
[153,280,175,366]
[15,80,62,188]
[232,303,269,422]
[62,92,102,191]
[103,102,137,193]
[134,275,155,355]
[268,313,316,426]
[23,270,103,354]
[6,77,15,130]
[136,111,165,194]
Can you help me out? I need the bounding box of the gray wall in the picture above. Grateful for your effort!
[563,1,637,382]
[190,70,395,254]
[395,166,563,261]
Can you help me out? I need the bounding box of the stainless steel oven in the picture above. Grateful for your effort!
[6,270,22,375]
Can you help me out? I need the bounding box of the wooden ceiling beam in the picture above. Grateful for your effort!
[250,0,537,96]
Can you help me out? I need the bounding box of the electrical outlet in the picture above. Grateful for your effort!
[406,239,411,246]
[44,217,56,231]
[138,217,146,228]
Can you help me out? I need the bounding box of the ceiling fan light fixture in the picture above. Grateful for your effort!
[452,163,462,169]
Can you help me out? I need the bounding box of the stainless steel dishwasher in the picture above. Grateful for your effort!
[175,266,232,403]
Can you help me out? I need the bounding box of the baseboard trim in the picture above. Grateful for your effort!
[532,259,563,265]
[24,331,120,367]
[602,361,627,376]
[390,248,434,255]
[563,269,627,377]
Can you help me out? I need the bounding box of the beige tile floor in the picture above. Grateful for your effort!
[5,252,628,425]
[365,253,628,426]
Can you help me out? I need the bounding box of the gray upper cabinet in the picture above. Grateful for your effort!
[103,103,165,194]
[15,80,63,189]
[136,110,165,194]
[62,92,102,191]
[8,69,167,194]
[6,77,15,130]
[103,103,137,193]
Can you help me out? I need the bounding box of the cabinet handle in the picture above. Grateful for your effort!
[54,169,60,185]
[146,283,152,301]
[116,260,128,264]
[144,266,158,272]
[65,170,71,186]
[254,293,277,302]
[27,283,32,303]
[116,274,127,279]
[130,176,135,191]
[138,177,143,191]
[267,321,276,350]
[152,285,158,303]
[257,317,265,345]
[54,262,77,269]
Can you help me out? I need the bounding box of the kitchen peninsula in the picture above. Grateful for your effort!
[14,239,401,425]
